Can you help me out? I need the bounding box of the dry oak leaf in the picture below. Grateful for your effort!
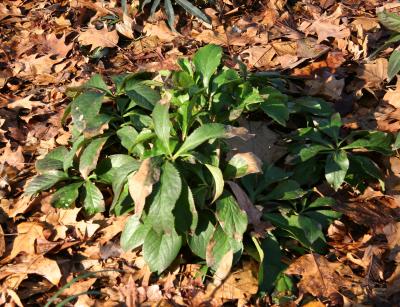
[78,25,119,51]
[307,5,350,43]
[0,196,33,218]
[383,79,400,108]
[0,142,24,170]
[1,222,47,264]
[286,253,360,298]
[0,254,62,286]
[205,262,258,300]
[14,54,59,76]
[357,58,388,90]
[7,94,44,111]
[143,21,180,43]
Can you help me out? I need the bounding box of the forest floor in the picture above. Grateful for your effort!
[1,0,400,306]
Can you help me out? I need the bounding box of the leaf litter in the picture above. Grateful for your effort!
[1,0,400,305]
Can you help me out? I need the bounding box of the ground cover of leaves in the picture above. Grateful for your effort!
[1,0,400,306]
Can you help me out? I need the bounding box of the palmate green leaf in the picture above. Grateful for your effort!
[152,100,171,155]
[25,170,69,196]
[79,137,108,179]
[193,44,222,88]
[173,181,198,234]
[121,215,152,251]
[378,10,400,32]
[205,164,224,203]
[147,161,182,233]
[143,228,182,274]
[96,154,139,184]
[388,50,400,81]
[83,180,105,214]
[317,113,342,143]
[292,97,334,117]
[216,194,248,241]
[173,123,226,158]
[325,150,349,191]
[51,182,83,208]
[188,212,215,259]
[36,147,69,173]
[176,0,211,24]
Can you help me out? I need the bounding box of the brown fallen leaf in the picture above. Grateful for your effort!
[0,224,5,258]
[0,142,24,171]
[286,253,360,299]
[0,254,62,287]
[128,158,160,217]
[213,250,233,286]
[357,58,388,89]
[61,277,96,297]
[205,261,258,301]
[116,13,135,39]
[0,222,47,264]
[78,25,119,51]
[0,288,23,307]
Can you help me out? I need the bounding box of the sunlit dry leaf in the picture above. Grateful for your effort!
[0,224,5,258]
[7,95,44,111]
[357,58,388,89]
[78,25,119,51]
[116,13,135,39]
[0,254,61,286]
[1,222,46,264]
[286,254,358,298]
[0,142,24,170]
[213,250,233,286]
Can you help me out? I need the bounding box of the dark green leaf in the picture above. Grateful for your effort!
[121,215,152,251]
[263,180,305,201]
[164,0,175,29]
[260,87,289,126]
[36,147,69,173]
[84,74,112,95]
[83,180,105,214]
[349,155,384,189]
[188,212,215,259]
[147,161,182,233]
[117,126,138,153]
[173,123,226,157]
[193,44,222,88]
[25,171,68,195]
[206,225,232,269]
[51,182,83,208]
[342,131,393,154]
[394,132,400,150]
[299,144,331,162]
[152,100,171,154]
[216,194,248,241]
[79,137,108,179]
[388,50,400,81]
[64,135,85,172]
[176,0,211,24]
[378,10,400,32]
[143,228,182,273]
[325,150,349,191]
[126,82,161,111]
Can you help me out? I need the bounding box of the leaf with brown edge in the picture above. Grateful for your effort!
[128,158,161,218]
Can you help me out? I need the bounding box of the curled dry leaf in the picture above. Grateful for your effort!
[357,58,388,89]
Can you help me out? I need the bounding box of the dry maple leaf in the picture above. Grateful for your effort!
[285,253,357,299]
[78,25,119,51]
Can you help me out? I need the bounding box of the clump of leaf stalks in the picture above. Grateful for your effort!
[25,44,397,298]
